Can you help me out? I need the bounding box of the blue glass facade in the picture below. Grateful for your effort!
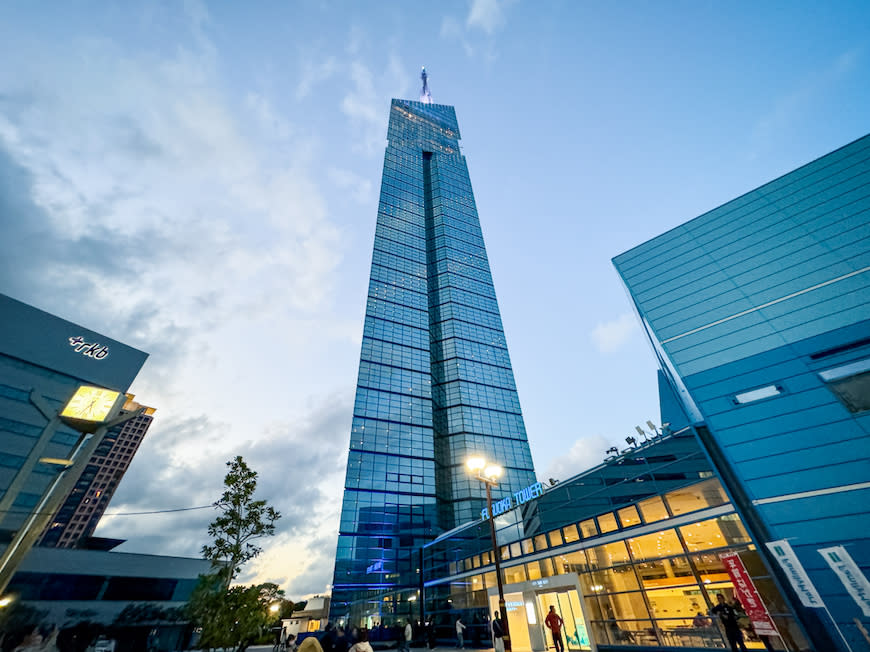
[331,100,536,623]
[0,294,148,538]
[614,134,870,650]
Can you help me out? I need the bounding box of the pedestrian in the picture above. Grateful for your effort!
[402,619,413,652]
[711,594,748,652]
[349,629,373,652]
[490,611,505,652]
[544,606,564,652]
[455,617,466,649]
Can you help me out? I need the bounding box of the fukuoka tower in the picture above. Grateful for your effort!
[330,70,537,622]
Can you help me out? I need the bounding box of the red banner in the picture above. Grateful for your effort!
[719,552,779,637]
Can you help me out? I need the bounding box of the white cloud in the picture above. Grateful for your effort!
[590,312,640,354]
[0,13,355,597]
[296,56,339,101]
[467,0,506,34]
[328,167,373,204]
[544,435,612,483]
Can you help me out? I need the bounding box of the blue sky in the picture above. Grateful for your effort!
[1,1,868,598]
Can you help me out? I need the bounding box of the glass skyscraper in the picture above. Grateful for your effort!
[331,97,537,624]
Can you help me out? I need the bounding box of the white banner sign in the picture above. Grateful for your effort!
[819,546,870,617]
[765,540,825,608]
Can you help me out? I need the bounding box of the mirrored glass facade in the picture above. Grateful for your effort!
[331,100,536,622]
[614,134,870,650]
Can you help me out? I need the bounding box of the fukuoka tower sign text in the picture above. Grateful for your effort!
[481,482,544,520]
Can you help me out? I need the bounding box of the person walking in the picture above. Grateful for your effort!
[544,606,565,652]
[711,594,748,652]
[402,620,413,652]
[455,617,466,649]
[490,611,505,652]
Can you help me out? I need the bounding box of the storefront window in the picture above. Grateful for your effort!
[646,584,705,622]
[579,518,597,538]
[534,533,548,551]
[665,478,728,516]
[554,549,587,575]
[634,555,695,590]
[521,538,534,555]
[638,495,669,523]
[588,540,630,568]
[548,528,563,546]
[597,512,619,533]
[626,529,683,561]
[526,561,542,580]
[589,620,658,646]
[482,571,495,589]
[598,590,650,620]
[504,564,526,584]
[689,552,730,585]
[679,514,750,552]
[617,505,641,528]
[563,524,580,543]
[582,564,640,594]
[509,542,521,558]
[500,545,510,560]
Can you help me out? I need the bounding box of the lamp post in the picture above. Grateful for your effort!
[466,456,511,652]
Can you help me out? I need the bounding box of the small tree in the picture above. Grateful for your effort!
[201,456,281,590]
[190,457,282,651]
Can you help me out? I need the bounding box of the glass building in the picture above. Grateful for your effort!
[422,403,810,651]
[613,134,870,651]
[0,293,148,541]
[330,97,537,623]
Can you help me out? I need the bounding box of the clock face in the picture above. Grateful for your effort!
[60,386,121,423]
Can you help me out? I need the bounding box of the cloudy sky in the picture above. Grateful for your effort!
[1,1,868,599]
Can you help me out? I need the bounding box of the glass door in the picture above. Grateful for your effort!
[536,590,590,651]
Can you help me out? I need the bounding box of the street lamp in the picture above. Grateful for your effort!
[466,456,511,652]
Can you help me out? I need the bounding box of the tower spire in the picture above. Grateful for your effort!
[420,66,433,104]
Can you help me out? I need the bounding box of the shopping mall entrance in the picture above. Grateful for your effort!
[488,574,593,652]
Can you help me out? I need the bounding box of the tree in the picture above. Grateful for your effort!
[201,456,281,590]
[188,578,284,651]
[189,457,282,651]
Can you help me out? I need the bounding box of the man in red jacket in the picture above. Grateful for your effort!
[544,606,565,652]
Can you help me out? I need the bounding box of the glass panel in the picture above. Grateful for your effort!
[526,561,542,580]
[521,538,534,555]
[579,519,597,538]
[482,571,495,589]
[470,574,485,592]
[510,542,521,558]
[592,620,658,646]
[635,556,695,590]
[646,584,705,621]
[626,529,683,560]
[587,541,630,568]
[581,565,640,594]
[679,514,751,552]
[617,505,641,528]
[504,564,526,584]
[563,524,581,543]
[534,533,549,551]
[562,590,592,650]
[597,512,619,533]
[665,479,729,517]
[500,545,510,560]
[472,554,481,568]
[554,550,587,574]
[638,495,670,524]
[655,619,723,648]
[598,591,649,620]
[549,529,564,546]
[538,557,556,578]
[690,552,731,586]
[482,550,492,565]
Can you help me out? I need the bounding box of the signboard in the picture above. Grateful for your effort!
[765,540,825,608]
[481,482,544,520]
[719,552,779,636]
[819,546,870,617]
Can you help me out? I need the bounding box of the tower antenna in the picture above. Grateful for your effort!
[420,66,433,104]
